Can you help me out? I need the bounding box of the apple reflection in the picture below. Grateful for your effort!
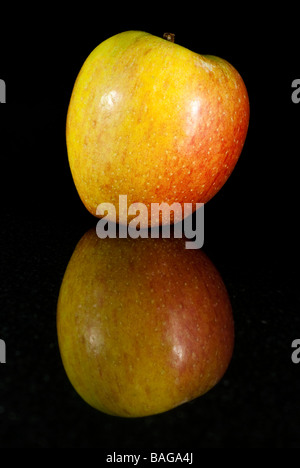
[57,229,234,418]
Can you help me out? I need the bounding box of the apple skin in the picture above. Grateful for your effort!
[56,229,234,417]
[66,30,249,226]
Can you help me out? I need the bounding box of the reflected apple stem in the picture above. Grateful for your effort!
[163,32,175,43]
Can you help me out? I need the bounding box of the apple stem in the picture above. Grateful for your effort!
[163,33,175,43]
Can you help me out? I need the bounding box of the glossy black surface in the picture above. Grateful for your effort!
[1,9,299,449]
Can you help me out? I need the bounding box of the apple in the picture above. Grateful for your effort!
[66,30,249,226]
[56,229,234,417]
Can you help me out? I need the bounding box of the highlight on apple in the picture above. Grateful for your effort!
[95,195,204,250]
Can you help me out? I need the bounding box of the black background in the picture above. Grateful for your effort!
[1,6,299,449]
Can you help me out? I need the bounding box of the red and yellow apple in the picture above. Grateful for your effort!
[56,230,234,417]
[66,30,249,226]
